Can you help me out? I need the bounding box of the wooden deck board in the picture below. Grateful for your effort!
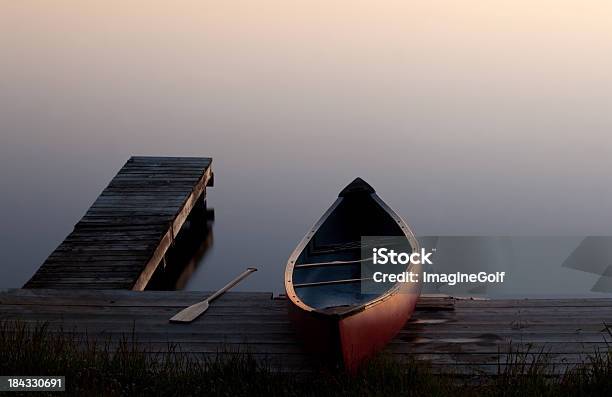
[23,156,213,290]
[1,289,610,373]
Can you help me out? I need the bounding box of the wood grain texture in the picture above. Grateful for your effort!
[1,289,610,373]
[23,156,213,290]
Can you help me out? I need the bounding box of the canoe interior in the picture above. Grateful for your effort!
[292,193,412,311]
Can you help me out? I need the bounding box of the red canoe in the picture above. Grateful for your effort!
[284,178,422,372]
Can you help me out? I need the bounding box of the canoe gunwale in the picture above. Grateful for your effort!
[284,192,421,320]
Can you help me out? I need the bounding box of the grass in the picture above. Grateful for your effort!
[0,321,611,397]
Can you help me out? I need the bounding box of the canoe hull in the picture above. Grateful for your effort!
[288,288,419,372]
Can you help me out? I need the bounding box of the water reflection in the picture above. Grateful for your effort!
[3,1,612,297]
[146,200,214,291]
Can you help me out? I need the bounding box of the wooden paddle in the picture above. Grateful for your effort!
[169,267,258,323]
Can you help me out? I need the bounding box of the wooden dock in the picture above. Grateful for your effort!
[1,289,610,374]
[24,156,213,290]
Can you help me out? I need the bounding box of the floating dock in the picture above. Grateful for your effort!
[24,156,213,290]
[1,289,610,374]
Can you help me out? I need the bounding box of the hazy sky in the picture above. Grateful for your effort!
[1,1,612,293]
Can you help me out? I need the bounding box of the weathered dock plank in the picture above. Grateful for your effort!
[24,156,213,290]
[1,290,610,374]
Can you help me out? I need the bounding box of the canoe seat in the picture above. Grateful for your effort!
[310,236,409,254]
[310,241,362,254]
[293,277,373,288]
[294,257,373,269]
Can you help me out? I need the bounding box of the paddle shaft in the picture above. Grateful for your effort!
[207,267,258,303]
[169,267,257,323]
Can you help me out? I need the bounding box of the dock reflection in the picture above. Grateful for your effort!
[146,201,214,290]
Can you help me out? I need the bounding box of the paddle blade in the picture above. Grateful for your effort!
[169,300,209,323]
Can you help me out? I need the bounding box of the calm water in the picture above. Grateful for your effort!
[2,1,612,296]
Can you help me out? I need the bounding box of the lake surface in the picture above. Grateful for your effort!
[2,1,612,297]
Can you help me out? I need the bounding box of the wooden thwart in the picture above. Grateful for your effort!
[294,257,373,269]
[292,277,373,288]
[23,156,213,290]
